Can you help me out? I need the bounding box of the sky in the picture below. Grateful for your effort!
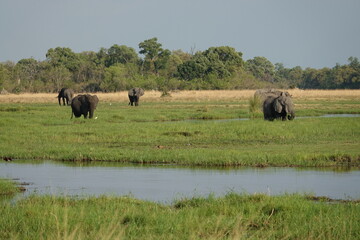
[1,0,360,69]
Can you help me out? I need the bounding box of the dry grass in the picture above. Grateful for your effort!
[0,89,359,103]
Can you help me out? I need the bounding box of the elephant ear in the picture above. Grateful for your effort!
[86,95,98,105]
[274,99,283,113]
[92,95,99,108]
[79,95,87,104]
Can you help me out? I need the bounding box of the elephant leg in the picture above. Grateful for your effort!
[134,96,139,106]
[89,110,94,119]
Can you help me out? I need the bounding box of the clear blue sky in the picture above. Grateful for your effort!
[1,0,359,68]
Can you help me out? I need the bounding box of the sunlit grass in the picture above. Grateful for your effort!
[0,97,359,166]
[0,193,358,239]
[1,89,359,103]
[1,90,360,239]
[0,178,20,196]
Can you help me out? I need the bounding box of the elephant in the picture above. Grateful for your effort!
[57,88,74,106]
[128,88,144,106]
[254,88,290,101]
[263,91,295,121]
[71,94,99,119]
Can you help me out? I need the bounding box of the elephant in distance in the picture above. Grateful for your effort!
[263,91,295,121]
[71,94,99,119]
[128,88,144,106]
[57,88,74,106]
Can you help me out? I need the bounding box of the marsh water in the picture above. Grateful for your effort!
[1,161,359,203]
[185,114,360,123]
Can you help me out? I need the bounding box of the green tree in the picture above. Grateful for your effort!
[43,65,72,91]
[73,51,105,85]
[163,50,192,78]
[14,58,41,92]
[345,57,360,88]
[138,38,170,75]
[203,46,243,78]
[100,64,130,92]
[105,44,139,67]
[46,47,79,72]
[177,46,243,81]
[0,63,12,90]
[245,56,275,82]
[300,68,331,89]
[177,52,209,80]
[275,64,303,88]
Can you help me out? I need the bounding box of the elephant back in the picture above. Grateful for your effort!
[128,88,144,96]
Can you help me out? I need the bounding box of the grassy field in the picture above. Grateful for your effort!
[1,90,360,167]
[1,90,360,239]
[0,192,359,239]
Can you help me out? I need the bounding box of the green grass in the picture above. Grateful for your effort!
[0,178,20,196]
[1,98,360,239]
[0,100,360,167]
[0,193,358,239]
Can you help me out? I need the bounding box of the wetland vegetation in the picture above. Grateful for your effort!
[0,188,359,239]
[0,90,360,239]
[1,90,359,167]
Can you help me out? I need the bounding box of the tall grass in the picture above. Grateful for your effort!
[248,95,263,119]
[0,193,358,239]
[1,89,360,103]
[0,178,20,196]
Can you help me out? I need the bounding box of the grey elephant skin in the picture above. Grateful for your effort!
[128,88,144,106]
[71,94,99,119]
[57,88,74,106]
[263,91,295,121]
[254,88,286,100]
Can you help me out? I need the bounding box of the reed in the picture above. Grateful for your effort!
[1,89,359,103]
[0,193,358,239]
[0,178,20,196]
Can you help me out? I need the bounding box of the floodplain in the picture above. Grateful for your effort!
[0,90,360,239]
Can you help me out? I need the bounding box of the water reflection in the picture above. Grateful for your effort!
[1,161,359,203]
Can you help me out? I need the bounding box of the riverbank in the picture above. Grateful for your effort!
[1,90,360,167]
[0,178,21,196]
[0,190,359,239]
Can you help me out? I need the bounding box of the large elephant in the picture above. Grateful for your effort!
[71,94,99,119]
[57,88,74,106]
[263,91,295,121]
[128,88,144,106]
[254,89,290,104]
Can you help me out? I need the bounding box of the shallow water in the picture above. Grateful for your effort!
[187,114,360,122]
[1,161,359,203]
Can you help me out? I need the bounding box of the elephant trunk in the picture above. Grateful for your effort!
[89,108,94,119]
[287,111,295,120]
[88,101,97,119]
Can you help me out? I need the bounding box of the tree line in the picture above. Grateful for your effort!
[0,37,359,93]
